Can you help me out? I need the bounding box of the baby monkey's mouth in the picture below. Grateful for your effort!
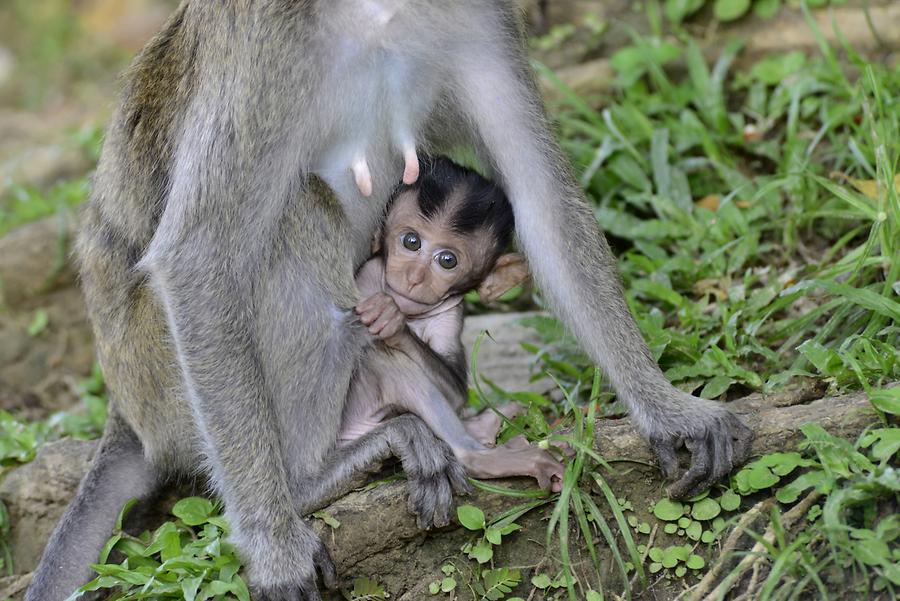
[384,280,439,314]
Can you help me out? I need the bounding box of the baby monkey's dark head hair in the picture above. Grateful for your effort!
[393,155,515,273]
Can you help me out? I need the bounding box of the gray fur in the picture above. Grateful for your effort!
[28,1,752,599]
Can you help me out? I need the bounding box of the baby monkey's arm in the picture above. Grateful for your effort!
[356,293,467,400]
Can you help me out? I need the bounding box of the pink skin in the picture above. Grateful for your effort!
[350,146,420,197]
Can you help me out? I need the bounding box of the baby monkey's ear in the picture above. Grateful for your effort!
[477,253,530,302]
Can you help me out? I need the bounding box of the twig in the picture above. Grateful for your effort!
[702,491,822,601]
[688,497,775,601]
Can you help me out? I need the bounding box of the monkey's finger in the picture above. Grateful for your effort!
[731,416,755,466]
[351,157,373,197]
[381,314,405,340]
[448,461,472,496]
[650,435,680,480]
[430,476,453,528]
[665,436,713,499]
[299,581,323,601]
[503,435,530,450]
[315,542,338,590]
[356,292,390,314]
[369,309,399,337]
[402,145,419,185]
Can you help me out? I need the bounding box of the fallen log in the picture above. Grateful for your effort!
[0,383,881,600]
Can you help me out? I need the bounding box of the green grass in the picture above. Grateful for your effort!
[528,11,899,405]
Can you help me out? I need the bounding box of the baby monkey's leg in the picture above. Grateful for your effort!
[382,361,563,491]
[462,402,525,447]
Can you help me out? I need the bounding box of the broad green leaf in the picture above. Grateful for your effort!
[469,540,493,564]
[172,497,214,526]
[869,388,900,415]
[691,498,721,521]
[457,505,485,531]
[714,0,751,21]
[775,470,830,504]
[720,489,741,511]
[686,554,706,569]
[747,465,779,490]
[860,428,900,461]
[653,499,685,521]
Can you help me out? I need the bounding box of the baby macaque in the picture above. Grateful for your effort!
[343,157,564,491]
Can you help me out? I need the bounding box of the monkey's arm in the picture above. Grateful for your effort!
[394,307,468,401]
[448,32,752,497]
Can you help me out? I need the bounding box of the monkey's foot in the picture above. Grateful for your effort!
[648,394,754,499]
[247,523,337,601]
[351,157,373,197]
[388,415,471,529]
[402,145,419,185]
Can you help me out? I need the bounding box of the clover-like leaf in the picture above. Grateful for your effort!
[653,499,685,521]
[691,498,721,521]
[457,505,485,531]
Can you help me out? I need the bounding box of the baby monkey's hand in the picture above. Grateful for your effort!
[356,293,407,343]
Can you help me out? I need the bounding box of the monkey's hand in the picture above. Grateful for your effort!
[385,414,471,529]
[246,517,337,601]
[646,391,754,499]
[356,292,406,343]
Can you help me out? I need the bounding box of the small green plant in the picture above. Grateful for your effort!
[665,0,844,24]
[69,497,249,601]
[344,577,390,600]
[458,504,523,566]
[27,309,49,337]
[425,504,527,600]
[0,364,108,467]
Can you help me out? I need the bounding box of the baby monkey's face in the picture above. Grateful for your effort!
[382,191,491,307]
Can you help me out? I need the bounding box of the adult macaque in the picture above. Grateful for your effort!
[29,1,753,600]
[345,156,564,491]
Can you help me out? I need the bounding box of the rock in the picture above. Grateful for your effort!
[0,573,31,601]
[461,312,554,394]
[0,439,96,574]
[0,214,79,309]
[0,285,96,417]
[0,145,92,197]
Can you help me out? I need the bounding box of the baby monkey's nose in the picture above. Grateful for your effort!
[407,263,427,286]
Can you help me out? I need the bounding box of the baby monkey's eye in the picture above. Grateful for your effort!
[437,251,458,270]
[402,233,421,251]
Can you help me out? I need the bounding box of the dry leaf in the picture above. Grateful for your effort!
[693,278,729,301]
[696,195,720,210]
[832,172,900,200]
[695,195,750,210]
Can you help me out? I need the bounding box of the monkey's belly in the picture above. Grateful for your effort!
[312,10,442,209]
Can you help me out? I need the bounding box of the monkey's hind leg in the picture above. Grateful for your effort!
[26,409,158,601]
